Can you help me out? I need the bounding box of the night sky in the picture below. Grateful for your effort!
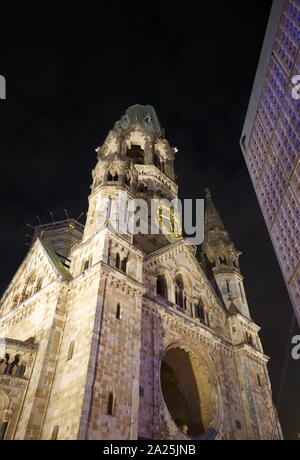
[1,2,299,440]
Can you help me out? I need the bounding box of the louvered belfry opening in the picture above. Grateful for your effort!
[126,144,144,164]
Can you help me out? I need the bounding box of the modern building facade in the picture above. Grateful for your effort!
[240,0,300,324]
[0,105,282,440]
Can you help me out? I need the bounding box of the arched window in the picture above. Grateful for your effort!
[246,333,254,346]
[137,184,146,193]
[67,341,74,361]
[21,272,36,302]
[126,144,144,164]
[115,253,121,270]
[239,283,245,303]
[156,275,168,299]
[124,173,131,187]
[20,286,28,302]
[15,362,26,378]
[35,278,43,294]
[153,152,162,171]
[219,255,227,265]
[12,295,19,309]
[107,392,114,415]
[0,390,10,440]
[51,425,59,440]
[107,171,118,182]
[175,275,185,309]
[226,280,231,296]
[6,354,20,376]
[83,260,90,271]
[121,257,128,273]
[116,304,121,320]
[195,302,205,323]
[0,354,9,375]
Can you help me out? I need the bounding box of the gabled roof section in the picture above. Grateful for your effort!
[0,236,72,312]
[204,188,226,233]
[33,218,83,258]
[39,238,72,281]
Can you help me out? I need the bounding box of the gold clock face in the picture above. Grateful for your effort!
[157,205,182,238]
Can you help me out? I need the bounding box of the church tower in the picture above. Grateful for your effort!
[202,189,250,319]
[0,105,282,440]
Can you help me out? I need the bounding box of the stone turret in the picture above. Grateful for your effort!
[202,189,250,318]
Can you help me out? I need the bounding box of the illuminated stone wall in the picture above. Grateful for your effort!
[0,105,283,440]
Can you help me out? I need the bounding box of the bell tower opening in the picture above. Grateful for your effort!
[126,144,144,164]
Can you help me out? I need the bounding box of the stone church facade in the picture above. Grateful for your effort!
[0,105,282,440]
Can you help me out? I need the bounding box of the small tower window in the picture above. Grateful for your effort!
[107,171,118,182]
[0,422,8,441]
[144,114,152,124]
[35,278,43,293]
[107,392,114,415]
[226,280,231,296]
[121,257,128,273]
[51,425,59,440]
[206,313,210,327]
[21,271,36,301]
[116,303,121,320]
[115,253,121,270]
[175,275,185,309]
[236,420,242,430]
[125,173,131,187]
[156,275,168,299]
[195,302,205,323]
[153,152,162,171]
[67,341,75,361]
[246,332,254,346]
[137,184,147,193]
[239,283,245,303]
[12,295,19,309]
[219,255,227,265]
[257,374,262,387]
[139,386,145,397]
[83,260,90,271]
[126,144,144,164]
[7,354,21,376]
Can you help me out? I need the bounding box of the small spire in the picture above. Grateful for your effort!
[204,188,225,232]
[204,188,212,199]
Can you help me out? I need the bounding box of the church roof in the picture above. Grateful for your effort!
[114,104,163,135]
[39,238,72,281]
